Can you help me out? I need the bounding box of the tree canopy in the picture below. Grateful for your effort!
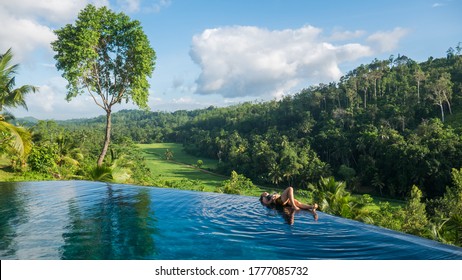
[51,4,156,166]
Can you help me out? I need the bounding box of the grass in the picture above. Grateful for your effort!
[369,195,406,207]
[0,156,13,181]
[0,155,53,182]
[138,143,228,192]
[139,142,219,169]
[0,169,13,181]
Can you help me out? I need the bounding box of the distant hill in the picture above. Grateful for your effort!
[15,116,40,126]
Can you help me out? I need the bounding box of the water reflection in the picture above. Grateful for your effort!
[0,182,29,257]
[60,184,158,259]
[264,205,318,225]
[0,182,158,259]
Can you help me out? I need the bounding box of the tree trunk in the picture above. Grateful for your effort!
[97,110,112,166]
[439,103,445,123]
[417,81,420,104]
[363,89,367,109]
[374,79,377,100]
[444,92,452,115]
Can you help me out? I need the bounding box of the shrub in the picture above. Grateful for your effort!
[221,170,257,195]
[402,185,429,236]
[27,144,58,173]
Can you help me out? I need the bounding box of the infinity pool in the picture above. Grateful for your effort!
[1,181,461,259]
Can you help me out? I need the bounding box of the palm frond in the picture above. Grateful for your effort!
[0,118,32,157]
[1,48,38,111]
[87,165,113,182]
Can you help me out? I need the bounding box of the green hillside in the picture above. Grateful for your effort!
[41,50,462,200]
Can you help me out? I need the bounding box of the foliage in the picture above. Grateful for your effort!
[351,194,375,224]
[51,4,156,166]
[27,143,59,173]
[0,48,36,159]
[337,164,357,188]
[0,115,32,160]
[151,177,206,192]
[164,149,174,160]
[402,185,430,236]
[430,168,462,246]
[220,170,258,195]
[309,177,355,218]
[109,138,152,184]
[0,48,38,111]
[370,202,405,232]
[41,48,462,201]
[87,165,113,182]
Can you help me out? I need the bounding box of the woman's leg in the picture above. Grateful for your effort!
[280,187,300,210]
[293,199,318,221]
[293,199,318,212]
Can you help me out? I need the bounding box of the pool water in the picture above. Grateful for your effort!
[1,181,461,260]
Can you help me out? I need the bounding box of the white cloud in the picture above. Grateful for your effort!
[0,9,56,61]
[329,29,366,41]
[2,0,172,120]
[0,0,89,24]
[10,77,101,120]
[0,0,168,62]
[190,25,392,99]
[366,27,409,53]
[146,0,172,13]
[14,76,150,120]
[173,97,195,104]
[115,0,172,13]
[0,0,108,62]
[117,0,140,12]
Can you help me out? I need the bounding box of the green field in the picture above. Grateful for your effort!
[138,143,228,192]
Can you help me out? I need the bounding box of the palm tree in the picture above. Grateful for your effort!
[268,160,283,185]
[0,48,37,159]
[0,113,32,157]
[309,177,355,218]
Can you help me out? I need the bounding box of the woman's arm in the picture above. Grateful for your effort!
[261,196,273,206]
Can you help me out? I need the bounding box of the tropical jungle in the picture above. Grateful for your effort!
[1,20,462,247]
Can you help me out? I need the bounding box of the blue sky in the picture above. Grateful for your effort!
[2,0,461,120]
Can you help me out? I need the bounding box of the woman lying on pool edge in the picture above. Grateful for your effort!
[259,186,318,213]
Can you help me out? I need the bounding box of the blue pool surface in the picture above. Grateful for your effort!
[1,180,461,260]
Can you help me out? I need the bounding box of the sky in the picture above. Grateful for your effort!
[2,0,461,120]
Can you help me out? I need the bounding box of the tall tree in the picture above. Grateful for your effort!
[413,66,426,104]
[402,185,429,236]
[426,72,453,122]
[52,5,156,166]
[0,48,36,158]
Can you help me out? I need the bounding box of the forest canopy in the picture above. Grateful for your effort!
[49,46,462,200]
